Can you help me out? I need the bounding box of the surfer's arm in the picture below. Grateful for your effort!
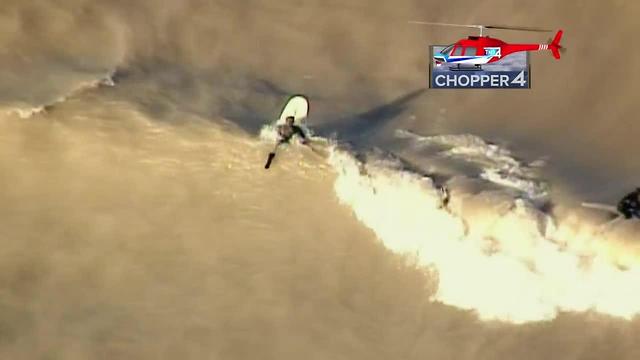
[293,127,308,143]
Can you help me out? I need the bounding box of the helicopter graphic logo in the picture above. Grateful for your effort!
[411,21,563,71]
[412,21,564,88]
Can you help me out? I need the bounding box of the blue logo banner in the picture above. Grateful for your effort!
[430,71,530,89]
[429,45,531,89]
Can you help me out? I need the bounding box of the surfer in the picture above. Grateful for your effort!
[617,188,640,219]
[264,116,310,169]
[276,116,308,146]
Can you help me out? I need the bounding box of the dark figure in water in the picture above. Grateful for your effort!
[264,116,308,169]
[277,116,307,145]
[617,188,640,219]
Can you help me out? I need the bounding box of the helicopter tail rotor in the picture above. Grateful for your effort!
[548,30,564,59]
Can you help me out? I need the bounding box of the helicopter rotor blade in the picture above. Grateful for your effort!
[409,21,553,33]
[408,21,483,30]
[484,25,552,32]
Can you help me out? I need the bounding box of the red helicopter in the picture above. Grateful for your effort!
[410,21,564,70]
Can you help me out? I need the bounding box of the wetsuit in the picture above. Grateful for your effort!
[277,124,307,145]
[617,189,640,219]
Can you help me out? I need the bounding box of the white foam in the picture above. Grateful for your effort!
[6,106,46,119]
[327,144,640,324]
[396,129,548,201]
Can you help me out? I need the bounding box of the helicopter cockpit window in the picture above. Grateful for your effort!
[464,47,477,56]
[440,45,454,55]
[451,46,464,56]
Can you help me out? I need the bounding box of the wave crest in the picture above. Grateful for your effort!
[328,140,640,324]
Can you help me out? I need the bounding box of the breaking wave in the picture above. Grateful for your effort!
[327,132,640,324]
[2,71,116,119]
[395,129,549,202]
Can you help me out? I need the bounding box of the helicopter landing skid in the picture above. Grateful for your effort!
[448,65,483,71]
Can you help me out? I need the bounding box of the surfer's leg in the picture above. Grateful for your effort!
[265,141,286,169]
[264,152,276,169]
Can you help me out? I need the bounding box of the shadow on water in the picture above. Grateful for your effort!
[314,88,426,146]
[111,62,426,144]
[218,81,426,144]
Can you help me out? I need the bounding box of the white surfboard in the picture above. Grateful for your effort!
[276,95,309,125]
[581,202,625,234]
[582,202,619,214]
